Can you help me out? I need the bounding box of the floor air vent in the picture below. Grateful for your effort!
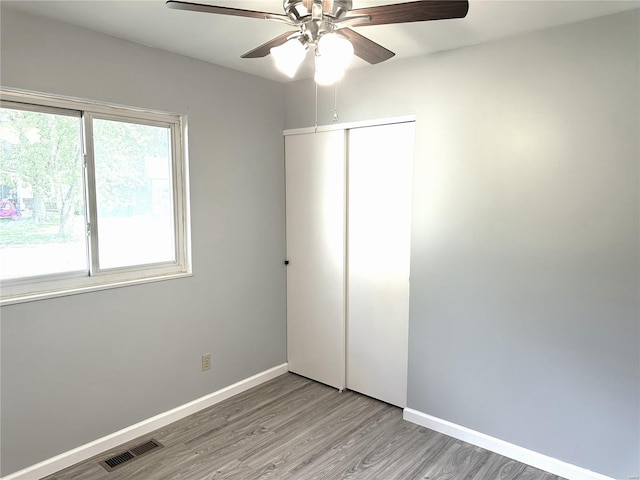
[99,439,164,472]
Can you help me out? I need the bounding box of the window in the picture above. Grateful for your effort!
[0,89,190,304]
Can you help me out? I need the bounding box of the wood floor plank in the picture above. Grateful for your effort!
[247,393,389,475]
[410,440,491,480]
[42,373,567,480]
[279,406,403,479]
[344,424,456,480]
[470,454,528,480]
[518,464,566,480]
[236,388,348,465]
[380,430,458,480]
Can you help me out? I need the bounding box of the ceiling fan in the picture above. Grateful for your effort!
[166,0,469,84]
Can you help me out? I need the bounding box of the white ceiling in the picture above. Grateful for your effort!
[4,0,639,82]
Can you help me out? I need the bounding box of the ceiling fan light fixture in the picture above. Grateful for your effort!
[314,53,346,86]
[166,0,470,83]
[317,32,354,69]
[271,37,307,78]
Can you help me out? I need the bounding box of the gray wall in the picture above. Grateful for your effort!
[2,5,638,480]
[0,8,286,477]
[284,10,639,480]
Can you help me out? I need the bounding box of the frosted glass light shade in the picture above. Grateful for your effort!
[271,38,307,78]
[317,33,354,69]
[314,54,345,86]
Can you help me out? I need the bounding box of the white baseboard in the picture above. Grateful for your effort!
[403,408,615,480]
[2,363,289,480]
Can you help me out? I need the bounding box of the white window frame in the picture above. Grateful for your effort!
[0,88,192,305]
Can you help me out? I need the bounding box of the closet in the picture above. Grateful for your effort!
[285,120,414,407]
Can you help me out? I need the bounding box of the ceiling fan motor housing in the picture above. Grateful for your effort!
[166,0,469,66]
[283,0,352,21]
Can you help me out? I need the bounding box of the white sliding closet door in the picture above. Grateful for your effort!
[347,122,414,407]
[285,130,346,390]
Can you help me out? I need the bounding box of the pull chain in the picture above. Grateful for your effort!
[314,80,318,133]
[332,82,339,122]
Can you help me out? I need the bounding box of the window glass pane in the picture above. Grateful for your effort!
[93,118,175,270]
[0,106,86,280]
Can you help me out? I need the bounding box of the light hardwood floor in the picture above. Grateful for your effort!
[44,373,565,480]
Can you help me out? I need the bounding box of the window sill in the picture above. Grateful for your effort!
[0,272,193,306]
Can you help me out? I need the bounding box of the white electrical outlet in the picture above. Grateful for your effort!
[202,353,211,371]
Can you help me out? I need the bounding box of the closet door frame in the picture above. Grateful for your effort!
[283,115,416,137]
[284,115,416,396]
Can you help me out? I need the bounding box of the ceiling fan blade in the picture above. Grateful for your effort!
[241,31,300,58]
[352,0,469,26]
[166,0,288,21]
[322,0,335,14]
[340,29,394,65]
[303,0,336,14]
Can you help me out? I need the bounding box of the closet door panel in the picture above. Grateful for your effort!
[347,122,414,407]
[285,130,346,390]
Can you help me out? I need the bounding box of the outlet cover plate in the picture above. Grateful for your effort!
[202,353,211,371]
